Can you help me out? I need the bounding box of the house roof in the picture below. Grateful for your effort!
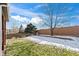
[0,3,8,21]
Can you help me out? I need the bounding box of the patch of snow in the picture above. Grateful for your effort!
[26,35,79,52]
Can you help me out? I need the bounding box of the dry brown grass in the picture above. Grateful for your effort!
[37,26,79,37]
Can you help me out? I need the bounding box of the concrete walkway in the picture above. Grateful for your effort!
[26,35,79,52]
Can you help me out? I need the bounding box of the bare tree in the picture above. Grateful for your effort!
[39,3,70,36]
[19,24,23,33]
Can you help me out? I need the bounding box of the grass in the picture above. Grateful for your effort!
[6,38,79,56]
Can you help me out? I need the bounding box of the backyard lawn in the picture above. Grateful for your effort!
[6,38,79,56]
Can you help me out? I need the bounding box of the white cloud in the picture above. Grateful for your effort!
[34,4,44,9]
[71,15,79,19]
[11,15,30,23]
[11,15,43,28]
[30,17,43,24]
[22,24,27,29]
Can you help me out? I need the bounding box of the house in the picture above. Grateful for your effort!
[0,3,8,55]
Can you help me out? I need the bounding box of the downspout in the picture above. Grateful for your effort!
[0,5,2,56]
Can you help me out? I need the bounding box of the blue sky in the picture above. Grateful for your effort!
[7,3,79,29]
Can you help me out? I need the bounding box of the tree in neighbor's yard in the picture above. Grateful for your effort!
[39,3,71,36]
[19,24,23,33]
[24,23,37,34]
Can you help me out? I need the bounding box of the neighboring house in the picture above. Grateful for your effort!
[0,3,8,55]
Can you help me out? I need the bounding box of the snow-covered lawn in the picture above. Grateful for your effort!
[26,35,79,52]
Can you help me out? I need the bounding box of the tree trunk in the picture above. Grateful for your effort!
[50,28,55,36]
[50,15,53,36]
